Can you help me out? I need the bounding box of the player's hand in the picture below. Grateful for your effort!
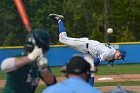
[38,55,48,71]
[27,46,42,61]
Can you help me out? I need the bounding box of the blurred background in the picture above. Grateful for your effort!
[0,0,140,46]
[1,1,140,93]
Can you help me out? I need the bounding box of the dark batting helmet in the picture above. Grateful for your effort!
[26,29,50,52]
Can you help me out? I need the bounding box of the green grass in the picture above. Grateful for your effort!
[0,88,2,93]
[35,85,46,93]
[1,64,140,93]
[1,64,140,80]
[50,64,140,76]
[54,64,140,76]
[95,81,140,87]
[96,64,140,75]
[0,71,7,80]
[50,66,65,77]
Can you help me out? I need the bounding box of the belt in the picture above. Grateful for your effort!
[86,43,90,54]
[86,43,89,49]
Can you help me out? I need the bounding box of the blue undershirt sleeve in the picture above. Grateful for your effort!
[94,56,101,66]
[58,20,65,33]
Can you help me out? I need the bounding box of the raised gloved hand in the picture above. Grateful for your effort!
[38,55,48,71]
[27,46,42,61]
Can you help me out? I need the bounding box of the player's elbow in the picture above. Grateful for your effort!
[1,62,9,73]
[0,58,16,73]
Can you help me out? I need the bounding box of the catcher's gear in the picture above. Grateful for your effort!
[27,29,50,52]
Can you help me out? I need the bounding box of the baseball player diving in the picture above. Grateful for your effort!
[49,14,126,86]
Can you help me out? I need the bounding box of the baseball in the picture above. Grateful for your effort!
[107,28,113,34]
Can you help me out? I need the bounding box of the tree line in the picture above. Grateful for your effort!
[0,0,140,46]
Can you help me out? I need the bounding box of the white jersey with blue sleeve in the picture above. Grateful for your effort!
[88,40,116,62]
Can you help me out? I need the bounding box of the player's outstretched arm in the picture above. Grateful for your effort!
[0,46,42,73]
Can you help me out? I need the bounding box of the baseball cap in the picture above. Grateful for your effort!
[118,49,126,60]
[62,56,91,74]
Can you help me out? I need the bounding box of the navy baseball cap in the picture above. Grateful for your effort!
[62,56,91,74]
[118,49,126,60]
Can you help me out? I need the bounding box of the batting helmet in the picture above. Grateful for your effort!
[26,29,50,52]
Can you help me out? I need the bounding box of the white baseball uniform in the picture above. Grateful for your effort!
[59,32,116,76]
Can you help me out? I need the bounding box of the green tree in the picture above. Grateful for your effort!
[121,25,136,42]
[0,0,140,46]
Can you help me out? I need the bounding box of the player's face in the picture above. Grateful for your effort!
[114,50,122,60]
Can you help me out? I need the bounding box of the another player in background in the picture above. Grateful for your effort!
[42,55,101,93]
[0,29,56,93]
[49,14,126,86]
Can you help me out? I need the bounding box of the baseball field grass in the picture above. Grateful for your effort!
[50,63,140,77]
[0,63,140,79]
[0,63,140,93]
[36,63,140,93]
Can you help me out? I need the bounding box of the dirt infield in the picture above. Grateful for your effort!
[95,74,140,82]
[97,86,140,93]
[96,74,140,92]
[1,74,140,92]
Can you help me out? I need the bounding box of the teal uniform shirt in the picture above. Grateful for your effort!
[42,77,101,93]
[2,53,41,93]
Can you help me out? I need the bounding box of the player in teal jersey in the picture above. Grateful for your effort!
[0,29,56,93]
[42,56,101,93]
